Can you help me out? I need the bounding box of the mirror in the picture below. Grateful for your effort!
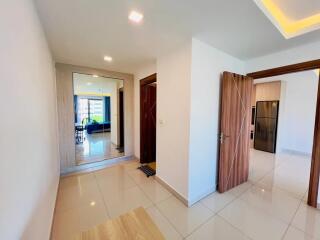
[73,73,124,165]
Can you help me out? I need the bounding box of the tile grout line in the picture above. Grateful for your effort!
[181,153,308,239]
[250,154,311,240]
[150,196,185,239]
[92,172,112,219]
[182,184,254,239]
[280,197,304,240]
[125,167,185,239]
[213,187,256,240]
[204,153,298,240]
[280,187,314,240]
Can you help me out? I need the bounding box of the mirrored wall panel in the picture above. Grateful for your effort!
[73,73,124,165]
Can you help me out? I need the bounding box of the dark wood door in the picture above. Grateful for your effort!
[218,72,253,193]
[140,82,157,164]
[119,88,124,150]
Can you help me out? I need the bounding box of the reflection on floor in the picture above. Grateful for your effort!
[52,150,320,240]
[74,207,165,240]
[75,132,124,165]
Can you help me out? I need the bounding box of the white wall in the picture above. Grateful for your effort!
[0,0,59,239]
[156,42,192,199]
[155,39,245,204]
[280,72,318,154]
[246,40,320,73]
[188,39,245,203]
[133,62,157,158]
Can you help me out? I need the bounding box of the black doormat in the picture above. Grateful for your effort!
[138,165,156,177]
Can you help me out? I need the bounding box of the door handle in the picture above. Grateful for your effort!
[220,133,230,144]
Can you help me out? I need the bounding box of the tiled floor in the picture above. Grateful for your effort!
[75,131,124,165]
[52,150,320,240]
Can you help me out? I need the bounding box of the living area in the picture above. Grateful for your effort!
[73,73,124,165]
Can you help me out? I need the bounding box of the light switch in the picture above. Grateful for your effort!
[159,119,165,126]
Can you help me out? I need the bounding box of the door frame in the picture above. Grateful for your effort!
[118,87,124,149]
[140,73,157,163]
[247,59,320,208]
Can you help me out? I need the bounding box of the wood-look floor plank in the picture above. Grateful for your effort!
[74,207,165,240]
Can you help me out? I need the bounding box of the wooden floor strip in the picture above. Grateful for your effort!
[73,207,165,240]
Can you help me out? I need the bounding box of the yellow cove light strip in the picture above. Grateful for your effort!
[257,0,320,38]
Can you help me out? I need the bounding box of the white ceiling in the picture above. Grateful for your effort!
[73,73,123,95]
[34,0,320,74]
[272,0,320,21]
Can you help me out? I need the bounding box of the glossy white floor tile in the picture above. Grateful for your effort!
[52,150,316,240]
[186,215,250,240]
[156,196,214,237]
[219,198,288,240]
[146,206,183,240]
[228,181,253,197]
[257,172,308,199]
[283,226,318,240]
[200,191,236,213]
[292,203,320,239]
[55,174,104,213]
[52,200,109,240]
[239,185,301,223]
[127,167,156,185]
[140,180,172,204]
[102,186,153,218]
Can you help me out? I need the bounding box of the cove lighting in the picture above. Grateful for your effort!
[254,0,320,38]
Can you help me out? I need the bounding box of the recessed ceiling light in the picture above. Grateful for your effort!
[129,10,143,23]
[92,75,99,78]
[103,55,113,62]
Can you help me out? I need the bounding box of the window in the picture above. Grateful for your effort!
[78,98,103,124]
[88,99,103,123]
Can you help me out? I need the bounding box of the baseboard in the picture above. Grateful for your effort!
[188,186,216,207]
[49,178,60,239]
[155,176,189,207]
[60,155,135,176]
[280,148,312,157]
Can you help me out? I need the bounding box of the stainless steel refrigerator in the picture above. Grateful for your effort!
[254,101,279,153]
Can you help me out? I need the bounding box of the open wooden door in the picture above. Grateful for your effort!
[218,72,253,193]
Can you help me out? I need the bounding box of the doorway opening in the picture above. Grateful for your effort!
[218,60,320,209]
[139,74,157,175]
[73,73,125,165]
[249,71,318,202]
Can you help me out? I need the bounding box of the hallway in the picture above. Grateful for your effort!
[52,150,320,240]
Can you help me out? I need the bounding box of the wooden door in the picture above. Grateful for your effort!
[140,80,157,164]
[118,88,124,150]
[218,72,253,193]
